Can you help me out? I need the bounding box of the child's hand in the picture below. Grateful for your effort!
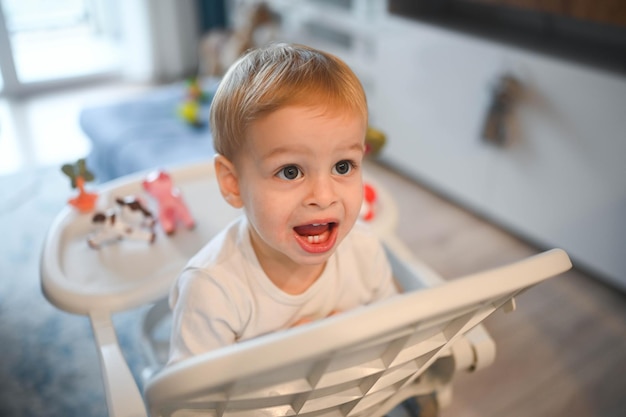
[290,316,313,327]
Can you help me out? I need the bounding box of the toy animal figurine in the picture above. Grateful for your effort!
[87,196,156,249]
[142,170,195,235]
[61,158,98,213]
[115,195,156,229]
[360,183,377,222]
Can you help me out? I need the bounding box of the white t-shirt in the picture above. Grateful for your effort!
[168,216,397,364]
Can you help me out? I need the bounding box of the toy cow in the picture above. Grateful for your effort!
[142,170,195,235]
[115,195,156,228]
[88,196,156,249]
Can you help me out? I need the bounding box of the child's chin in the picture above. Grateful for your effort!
[288,245,336,266]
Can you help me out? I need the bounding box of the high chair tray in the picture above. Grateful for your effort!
[40,161,399,316]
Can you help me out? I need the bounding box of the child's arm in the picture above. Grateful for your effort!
[168,270,241,365]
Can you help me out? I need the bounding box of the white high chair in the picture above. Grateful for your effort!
[40,161,572,417]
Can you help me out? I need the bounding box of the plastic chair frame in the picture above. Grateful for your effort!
[40,161,572,417]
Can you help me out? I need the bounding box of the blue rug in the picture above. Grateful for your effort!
[0,167,148,417]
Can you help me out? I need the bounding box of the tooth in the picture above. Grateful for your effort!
[306,235,324,243]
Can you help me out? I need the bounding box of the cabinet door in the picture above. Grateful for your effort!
[374,17,503,213]
[487,52,626,289]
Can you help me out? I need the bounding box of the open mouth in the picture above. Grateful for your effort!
[293,222,338,252]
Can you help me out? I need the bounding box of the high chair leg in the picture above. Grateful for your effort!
[90,311,147,417]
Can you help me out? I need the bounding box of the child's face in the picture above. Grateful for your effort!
[235,105,366,273]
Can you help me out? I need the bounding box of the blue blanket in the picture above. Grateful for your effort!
[81,81,217,182]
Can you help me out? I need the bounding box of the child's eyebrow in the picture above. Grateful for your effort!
[261,146,300,160]
[346,142,366,153]
[336,142,367,156]
[262,142,364,160]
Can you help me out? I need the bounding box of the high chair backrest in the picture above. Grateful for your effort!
[145,249,571,417]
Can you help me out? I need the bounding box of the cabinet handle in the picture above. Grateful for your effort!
[481,74,523,146]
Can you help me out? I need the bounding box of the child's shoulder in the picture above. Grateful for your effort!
[187,216,248,269]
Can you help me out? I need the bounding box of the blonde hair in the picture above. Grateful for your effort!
[209,43,368,161]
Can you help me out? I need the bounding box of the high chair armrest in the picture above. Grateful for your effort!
[90,312,147,417]
[381,234,445,290]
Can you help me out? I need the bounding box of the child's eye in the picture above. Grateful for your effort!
[277,165,302,180]
[333,160,354,175]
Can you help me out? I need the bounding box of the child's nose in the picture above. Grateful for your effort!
[305,175,337,208]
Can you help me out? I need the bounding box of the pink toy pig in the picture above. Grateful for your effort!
[142,170,195,235]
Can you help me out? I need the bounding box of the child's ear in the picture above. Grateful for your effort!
[214,154,244,208]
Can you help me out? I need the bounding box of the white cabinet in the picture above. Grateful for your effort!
[266,2,626,291]
[373,19,503,209]
[374,17,626,291]
[485,58,626,289]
